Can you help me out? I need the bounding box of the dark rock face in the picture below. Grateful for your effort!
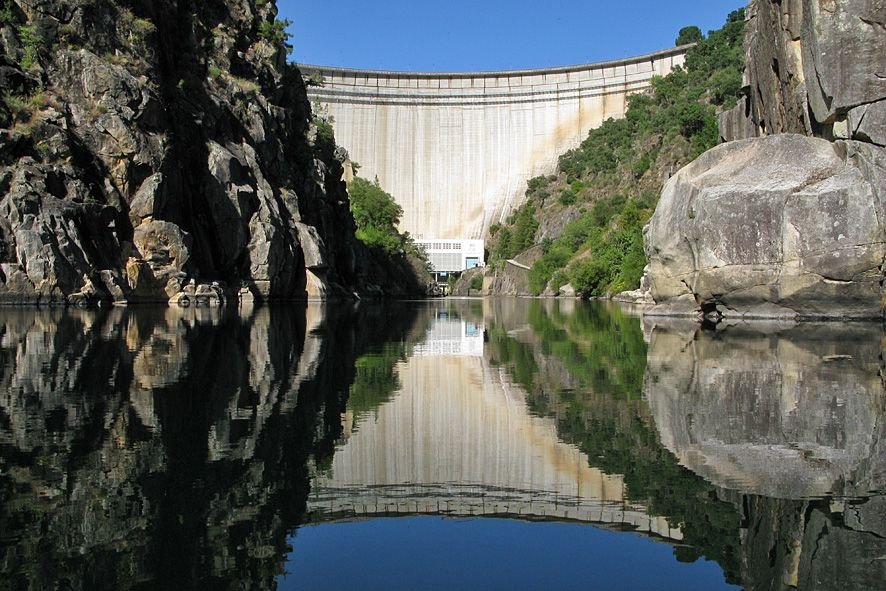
[738,495,886,591]
[742,0,810,137]
[0,0,422,304]
[647,0,886,318]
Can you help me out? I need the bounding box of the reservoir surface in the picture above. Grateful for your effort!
[1,300,883,590]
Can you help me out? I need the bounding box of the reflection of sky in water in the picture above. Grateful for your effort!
[280,517,739,591]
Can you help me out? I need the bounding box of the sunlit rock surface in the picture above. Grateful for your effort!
[644,135,886,319]
[721,0,886,144]
[648,0,886,318]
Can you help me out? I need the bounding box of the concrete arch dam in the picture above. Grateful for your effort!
[301,47,687,240]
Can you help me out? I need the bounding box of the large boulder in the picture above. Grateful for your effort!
[644,134,886,319]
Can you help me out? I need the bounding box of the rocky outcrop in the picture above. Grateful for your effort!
[0,0,424,304]
[647,0,886,318]
[485,246,541,296]
[449,266,485,296]
[722,0,886,144]
[645,134,886,319]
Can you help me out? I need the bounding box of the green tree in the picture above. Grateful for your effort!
[349,176,404,255]
[676,25,703,46]
[258,18,293,54]
[0,0,18,26]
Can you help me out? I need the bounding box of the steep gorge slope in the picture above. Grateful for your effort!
[478,0,885,321]
[0,0,424,304]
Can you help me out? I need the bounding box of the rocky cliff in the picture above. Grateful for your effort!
[0,0,424,304]
[645,0,886,319]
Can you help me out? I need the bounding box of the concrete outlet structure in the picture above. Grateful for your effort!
[301,46,688,248]
[414,238,484,274]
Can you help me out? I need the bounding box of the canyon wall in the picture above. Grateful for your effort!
[0,0,423,304]
[645,0,886,319]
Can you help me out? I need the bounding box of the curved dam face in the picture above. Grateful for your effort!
[301,47,687,240]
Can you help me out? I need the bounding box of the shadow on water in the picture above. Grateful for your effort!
[0,300,884,590]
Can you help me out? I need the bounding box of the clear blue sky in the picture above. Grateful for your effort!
[279,0,745,72]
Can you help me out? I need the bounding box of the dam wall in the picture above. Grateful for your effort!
[301,46,688,240]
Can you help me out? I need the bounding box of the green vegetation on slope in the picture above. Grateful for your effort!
[349,176,406,255]
[348,176,428,266]
[488,9,746,296]
[527,301,648,400]
[348,342,410,424]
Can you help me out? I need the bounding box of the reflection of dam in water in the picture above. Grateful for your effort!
[412,311,485,357]
[308,309,681,540]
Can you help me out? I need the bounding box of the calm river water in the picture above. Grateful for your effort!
[1,299,884,590]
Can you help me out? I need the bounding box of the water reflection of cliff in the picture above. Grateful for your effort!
[0,304,419,590]
[482,299,886,590]
[4,300,884,591]
[644,319,886,590]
